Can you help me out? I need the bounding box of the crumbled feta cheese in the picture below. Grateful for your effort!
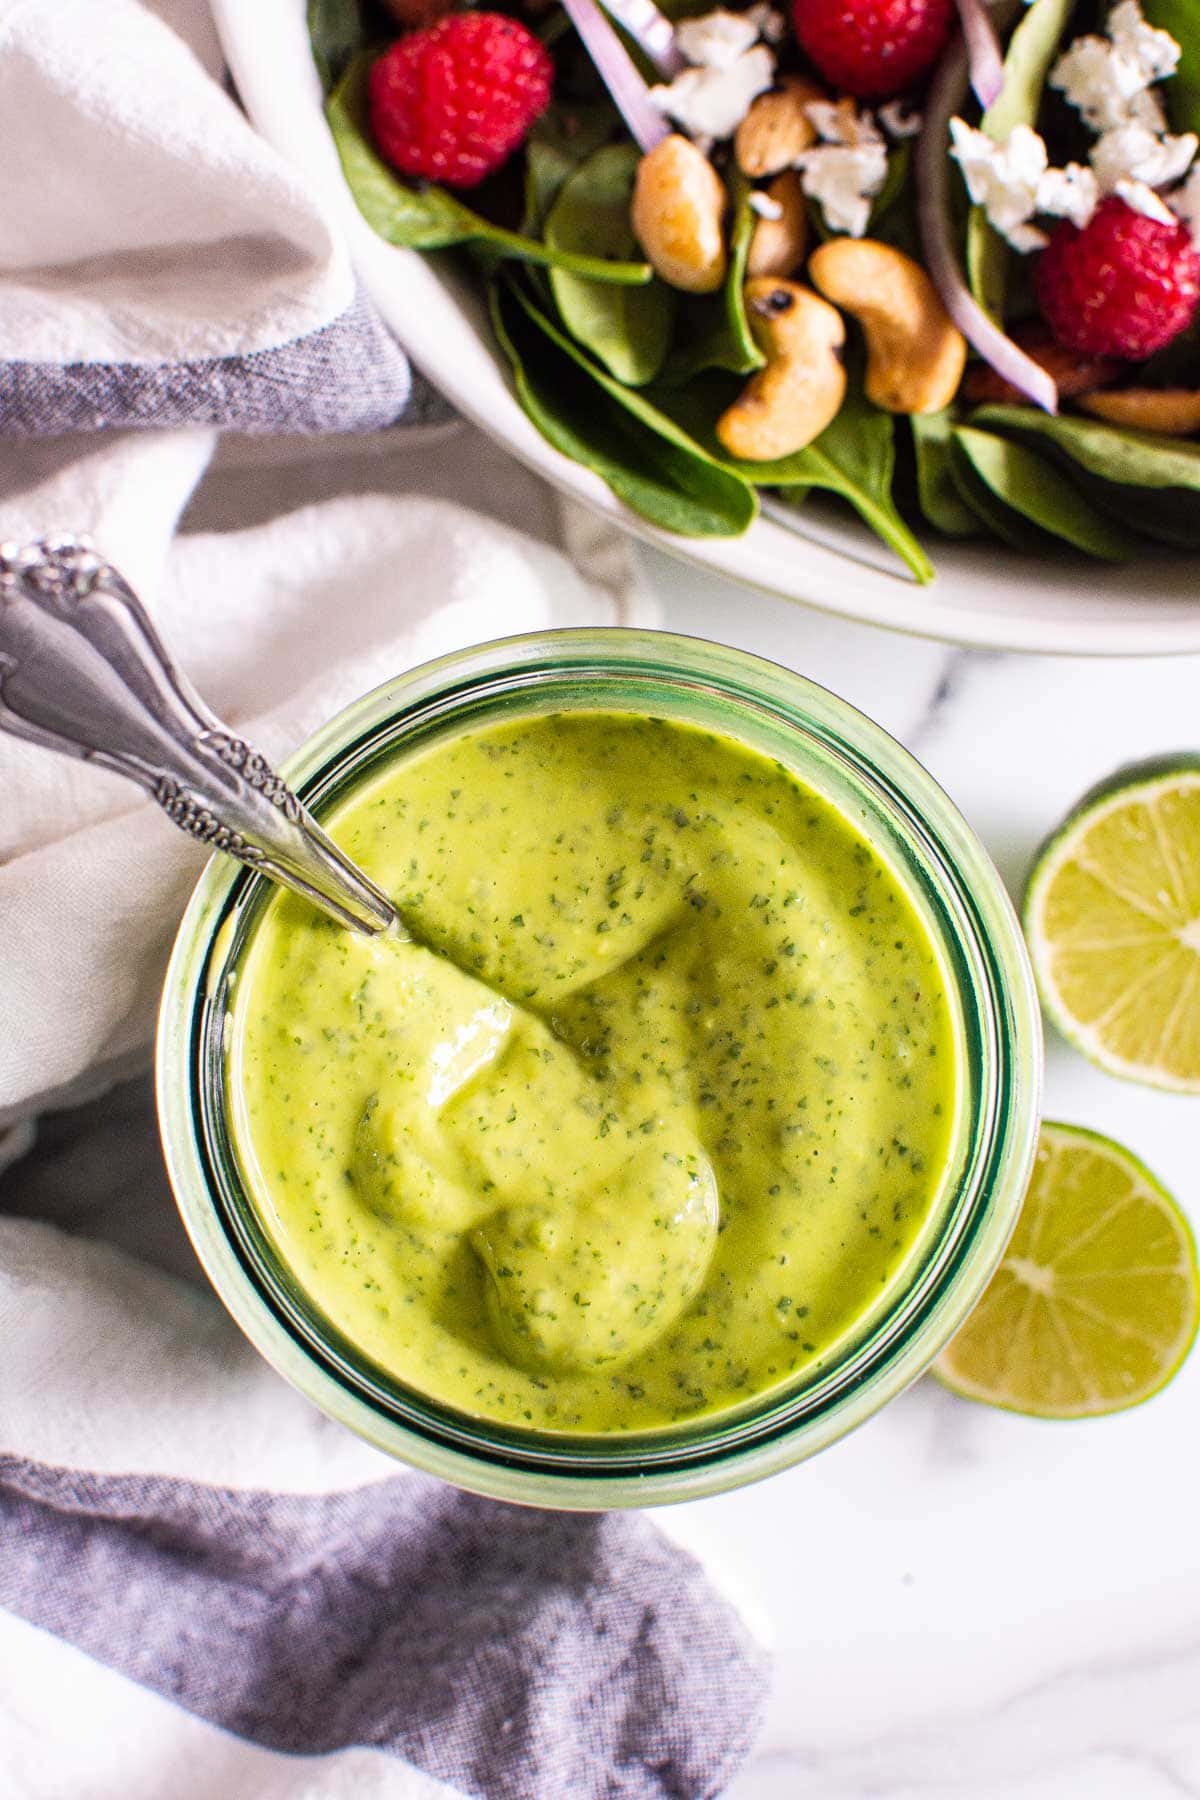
[793,145,888,235]
[1091,122,1198,192]
[650,43,775,140]
[1050,36,1139,131]
[950,119,1050,247]
[1126,86,1170,134]
[1114,176,1178,221]
[1107,0,1180,84]
[675,8,761,70]
[878,100,922,138]
[1039,2,1200,234]
[1050,0,1180,131]
[745,4,787,44]
[652,5,782,139]
[1003,222,1051,252]
[803,97,884,148]
[792,104,887,236]
[1036,161,1099,227]
[951,7,1200,255]
[748,189,784,219]
[1170,164,1200,245]
[950,122,1103,246]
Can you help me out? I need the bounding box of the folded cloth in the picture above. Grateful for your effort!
[0,0,429,434]
[0,4,770,1785]
[1,1083,769,1800]
[0,431,768,1795]
[0,426,648,1121]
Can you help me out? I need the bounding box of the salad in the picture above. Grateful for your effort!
[309,0,1200,582]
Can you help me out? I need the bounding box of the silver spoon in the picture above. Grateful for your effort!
[0,534,396,935]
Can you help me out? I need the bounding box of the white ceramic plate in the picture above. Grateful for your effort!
[217,0,1200,654]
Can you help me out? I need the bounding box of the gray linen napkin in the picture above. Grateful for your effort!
[0,1080,769,1800]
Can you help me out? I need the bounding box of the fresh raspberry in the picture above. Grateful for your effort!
[1035,197,1200,361]
[368,13,553,190]
[791,0,955,99]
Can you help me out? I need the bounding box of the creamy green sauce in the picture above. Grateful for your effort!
[230,712,958,1433]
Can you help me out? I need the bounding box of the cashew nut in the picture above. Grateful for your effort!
[746,172,808,279]
[1079,387,1200,435]
[734,76,824,178]
[631,135,727,294]
[808,238,966,415]
[716,279,846,462]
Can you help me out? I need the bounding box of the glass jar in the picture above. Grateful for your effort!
[158,630,1041,1508]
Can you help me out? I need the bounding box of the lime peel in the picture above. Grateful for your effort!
[935,1121,1200,1419]
[1024,757,1200,1093]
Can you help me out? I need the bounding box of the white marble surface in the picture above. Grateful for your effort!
[636,547,1200,1800]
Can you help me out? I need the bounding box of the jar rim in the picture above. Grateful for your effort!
[157,629,1042,1508]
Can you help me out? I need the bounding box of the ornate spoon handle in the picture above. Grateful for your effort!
[0,535,397,935]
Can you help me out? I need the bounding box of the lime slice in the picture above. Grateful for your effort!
[1024,757,1200,1091]
[936,1122,1199,1418]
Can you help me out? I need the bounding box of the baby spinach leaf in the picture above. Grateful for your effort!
[720,173,767,371]
[546,145,675,385]
[951,426,1139,558]
[829,145,922,260]
[948,437,1049,549]
[308,0,370,94]
[660,173,764,384]
[1068,479,1200,549]
[523,104,618,234]
[491,279,757,537]
[785,394,934,582]
[964,197,1003,327]
[872,141,912,227]
[910,412,982,536]
[965,0,1074,322]
[1072,478,1200,547]
[651,377,934,580]
[1142,0,1200,134]
[972,403,1200,489]
[973,405,1200,546]
[328,59,653,282]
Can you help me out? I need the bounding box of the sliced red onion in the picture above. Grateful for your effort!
[917,39,1058,413]
[558,0,671,153]
[596,0,685,80]
[952,0,1005,108]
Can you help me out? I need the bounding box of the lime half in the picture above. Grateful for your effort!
[936,1122,1199,1418]
[1025,758,1200,1091]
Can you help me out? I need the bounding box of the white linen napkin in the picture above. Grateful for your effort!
[0,3,771,1790]
[0,426,653,1122]
[0,0,428,433]
[0,426,772,1800]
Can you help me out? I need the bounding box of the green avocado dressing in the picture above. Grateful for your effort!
[229,712,958,1433]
